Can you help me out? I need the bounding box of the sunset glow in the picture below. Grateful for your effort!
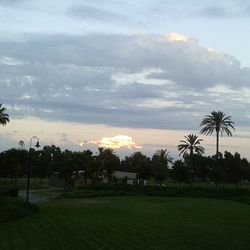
[99,135,141,149]
[160,32,189,42]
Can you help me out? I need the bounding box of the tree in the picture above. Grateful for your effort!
[59,149,76,190]
[0,148,27,187]
[178,134,205,185]
[96,148,120,184]
[32,148,53,184]
[79,150,94,185]
[128,152,151,188]
[200,111,235,160]
[223,151,248,191]
[178,134,205,157]
[192,154,211,182]
[172,160,190,188]
[210,153,224,190]
[0,103,9,126]
[152,149,172,185]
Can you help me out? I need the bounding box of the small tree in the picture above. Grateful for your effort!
[178,134,205,186]
[152,149,172,185]
[172,160,190,188]
[97,148,120,184]
[128,152,151,188]
[223,151,247,191]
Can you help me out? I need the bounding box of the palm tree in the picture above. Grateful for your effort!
[0,104,9,126]
[177,134,205,157]
[200,111,235,159]
[153,149,173,164]
[178,134,204,186]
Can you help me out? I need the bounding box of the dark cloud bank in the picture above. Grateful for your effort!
[1,33,250,130]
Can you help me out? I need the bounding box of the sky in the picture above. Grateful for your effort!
[1,0,250,159]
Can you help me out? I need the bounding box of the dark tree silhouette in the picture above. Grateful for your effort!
[152,149,172,185]
[97,148,120,184]
[178,134,204,185]
[172,160,190,188]
[178,134,205,157]
[0,104,9,126]
[128,152,151,188]
[223,151,248,191]
[200,111,235,159]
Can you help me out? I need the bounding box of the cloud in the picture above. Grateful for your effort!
[66,4,126,22]
[159,33,189,42]
[200,6,229,18]
[0,56,23,66]
[0,0,25,7]
[80,135,141,150]
[1,32,250,131]
[99,135,140,149]
[198,3,250,19]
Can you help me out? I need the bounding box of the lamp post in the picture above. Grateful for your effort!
[26,136,40,206]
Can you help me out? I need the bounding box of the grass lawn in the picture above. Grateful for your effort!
[0,197,37,224]
[1,197,250,250]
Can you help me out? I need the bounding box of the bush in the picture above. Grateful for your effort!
[57,184,250,206]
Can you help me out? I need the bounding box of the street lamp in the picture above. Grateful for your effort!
[26,136,40,205]
[18,140,25,150]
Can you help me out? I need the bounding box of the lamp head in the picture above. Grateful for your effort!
[35,141,40,148]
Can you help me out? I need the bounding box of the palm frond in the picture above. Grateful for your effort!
[200,110,234,137]
[177,134,205,156]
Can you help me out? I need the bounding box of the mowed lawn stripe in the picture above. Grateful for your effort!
[2,197,250,249]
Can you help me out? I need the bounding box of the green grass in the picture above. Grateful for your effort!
[0,197,38,223]
[1,196,250,249]
[32,190,62,199]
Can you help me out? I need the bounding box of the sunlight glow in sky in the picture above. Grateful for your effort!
[99,135,141,149]
[160,32,189,42]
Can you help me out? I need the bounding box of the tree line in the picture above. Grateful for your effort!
[0,145,250,191]
[1,103,249,190]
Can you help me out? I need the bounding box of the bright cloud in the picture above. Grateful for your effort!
[160,32,189,42]
[99,135,141,149]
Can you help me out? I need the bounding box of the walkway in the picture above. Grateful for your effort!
[18,187,63,203]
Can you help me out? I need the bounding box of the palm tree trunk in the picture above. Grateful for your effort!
[216,130,219,159]
[215,130,219,192]
[189,149,193,188]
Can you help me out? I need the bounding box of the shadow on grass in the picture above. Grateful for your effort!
[0,196,39,224]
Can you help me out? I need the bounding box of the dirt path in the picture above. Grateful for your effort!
[18,187,63,203]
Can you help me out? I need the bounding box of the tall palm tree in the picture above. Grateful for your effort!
[0,104,9,126]
[200,111,235,159]
[177,134,205,157]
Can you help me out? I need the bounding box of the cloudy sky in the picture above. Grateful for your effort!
[1,0,250,159]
